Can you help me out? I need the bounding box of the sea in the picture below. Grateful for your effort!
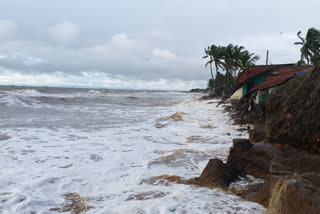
[0,86,265,214]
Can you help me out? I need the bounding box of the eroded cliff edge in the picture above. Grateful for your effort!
[204,66,320,213]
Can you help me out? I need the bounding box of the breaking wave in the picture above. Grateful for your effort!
[0,86,265,213]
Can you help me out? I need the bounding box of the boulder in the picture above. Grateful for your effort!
[266,173,320,214]
[195,158,235,189]
[227,139,271,179]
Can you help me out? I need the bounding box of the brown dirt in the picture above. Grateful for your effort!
[125,191,168,201]
[200,124,216,129]
[59,164,73,169]
[169,112,185,121]
[141,174,188,186]
[50,193,92,214]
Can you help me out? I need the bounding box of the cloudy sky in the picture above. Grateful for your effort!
[0,0,319,90]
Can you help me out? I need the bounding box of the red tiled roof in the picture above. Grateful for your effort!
[237,65,280,85]
[246,66,311,95]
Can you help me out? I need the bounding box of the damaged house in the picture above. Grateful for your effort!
[220,64,312,122]
[243,65,311,103]
[225,64,293,102]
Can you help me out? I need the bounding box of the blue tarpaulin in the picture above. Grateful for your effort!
[295,69,309,76]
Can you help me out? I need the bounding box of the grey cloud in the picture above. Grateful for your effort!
[0,20,17,40]
[48,22,79,43]
[0,0,319,89]
[0,32,205,81]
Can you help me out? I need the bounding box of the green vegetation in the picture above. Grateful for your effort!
[203,44,259,95]
[201,27,320,96]
[295,27,320,66]
[189,88,207,92]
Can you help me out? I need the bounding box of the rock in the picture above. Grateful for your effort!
[155,123,164,128]
[188,139,271,191]
[145,159,237,190]
[195,158,236,189]
[227,139,320,179]
[225,139,320,209]
[249,129,266,144]
[169,112,185,121]
[227,139,270,179]
[232,138,252,147]
[239,175,280,207]
[266,173,320,214]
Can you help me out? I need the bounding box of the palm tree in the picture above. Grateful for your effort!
[203,46,214,81]
[311,54,320,65]
[203,45,225,89]
[221,44,233,73]
[237,51,259,70]
[220,44,244,83]
[294,28,320,66]
[230,45,245,81]
[209,45,225,74]
[203,43,260,94]
[306,28,320,55]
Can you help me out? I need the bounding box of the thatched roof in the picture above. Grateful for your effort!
[244,66,311,97]
[265,65,320,152]
[219,64,293,105]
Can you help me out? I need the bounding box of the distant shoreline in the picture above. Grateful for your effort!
[0,85,188,93]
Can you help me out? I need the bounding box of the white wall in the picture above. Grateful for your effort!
[230,87,243,100]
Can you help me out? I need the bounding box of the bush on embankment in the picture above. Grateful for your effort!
[266,65,320,152]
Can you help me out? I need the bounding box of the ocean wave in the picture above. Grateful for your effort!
[0,88,105,108]
[3,89,42,97]
[87,90,101,95]
[0,94,40,107]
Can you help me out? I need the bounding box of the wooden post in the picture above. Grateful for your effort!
[266,50,269,65]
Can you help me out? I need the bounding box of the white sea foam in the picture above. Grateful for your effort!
[88,90,101,95]
[0,90,265,213]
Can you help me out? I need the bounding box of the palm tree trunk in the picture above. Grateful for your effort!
[210,60,214,80]
[215,62,219,75]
